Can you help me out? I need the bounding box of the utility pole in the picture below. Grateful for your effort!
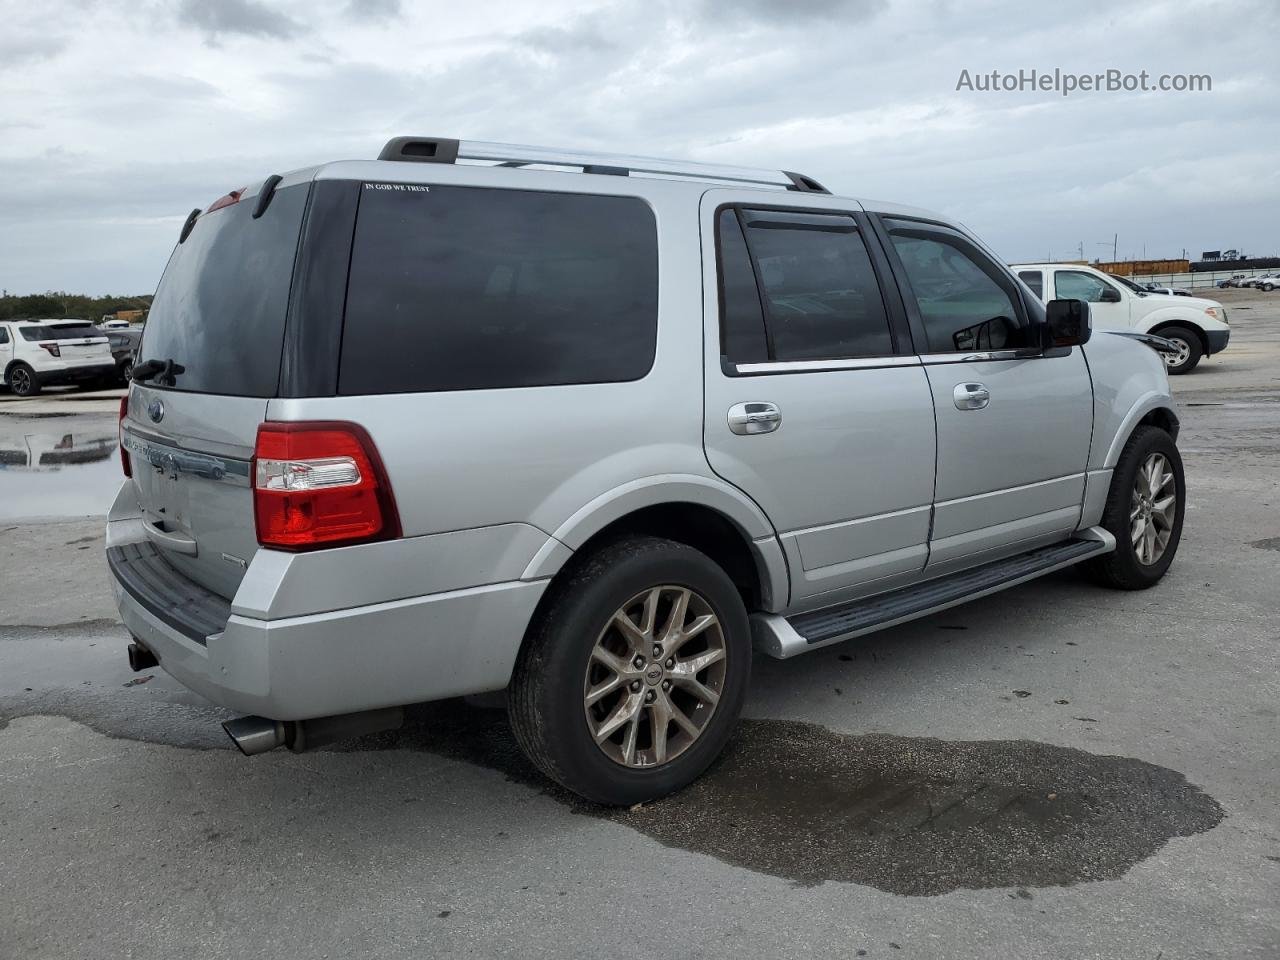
[1113,233,1118,263]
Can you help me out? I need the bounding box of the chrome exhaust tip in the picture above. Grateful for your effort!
[221,707,404,757]
[222,716,289,756]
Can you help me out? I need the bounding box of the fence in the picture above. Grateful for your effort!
[1129,265,1277,290]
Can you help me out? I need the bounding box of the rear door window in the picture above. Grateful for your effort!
[735,209,894,362]
[339,185,658,394]
[137,183,310,396]
[1017,270,1044,299]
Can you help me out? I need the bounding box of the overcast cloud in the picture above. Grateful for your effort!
[0,0,1276,295]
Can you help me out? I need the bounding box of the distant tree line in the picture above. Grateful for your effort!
[0,292,153,322]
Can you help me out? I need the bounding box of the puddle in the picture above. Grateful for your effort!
[0,431,120,519]
[1,636,1224,897]
[351,704,1224,895]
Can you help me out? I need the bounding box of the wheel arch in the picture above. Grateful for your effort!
[1145,317,1209,354]
[1104,397,1180,469]
[4,359,35,388]
[522,476,790,614]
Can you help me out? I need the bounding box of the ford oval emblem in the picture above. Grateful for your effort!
[147,398,165,423]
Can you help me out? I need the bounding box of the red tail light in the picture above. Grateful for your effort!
[252,422,400,551]
[119,396,132,477]
[39,342,61,357]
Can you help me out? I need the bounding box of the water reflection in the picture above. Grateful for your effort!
[0,431,121,519]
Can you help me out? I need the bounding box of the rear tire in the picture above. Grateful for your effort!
[1157,325,1202,374]
[7,363,39,397]
[508,535,751,806]
[1084,426,1184,590]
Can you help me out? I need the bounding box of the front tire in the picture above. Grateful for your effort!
[1157,325,1202,374]
[1084,425,1184,590]
[508,536,751,805]
[7,363,39,397]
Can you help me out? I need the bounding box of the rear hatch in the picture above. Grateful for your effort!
[25,322,113,366]
[122,178,311,600]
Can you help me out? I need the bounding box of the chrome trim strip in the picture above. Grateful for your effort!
[918,349,1043,364]
[122,431,251,488]
[733,355,921,374]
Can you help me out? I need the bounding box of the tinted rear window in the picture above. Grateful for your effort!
[339,184,658,394]
[19,325,102,341]
[137,183,309,396]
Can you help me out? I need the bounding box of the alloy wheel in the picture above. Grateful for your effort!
[1130,452,1177,565]
[10,367,32,396]
[583,585,727,768]
[1162,337,1191,370]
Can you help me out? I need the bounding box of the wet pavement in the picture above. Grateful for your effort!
[0,412,121,519]
[1,290,1277,959]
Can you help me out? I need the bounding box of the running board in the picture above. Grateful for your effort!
[751,528,1115,659]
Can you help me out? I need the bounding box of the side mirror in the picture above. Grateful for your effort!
[1045,299,1091,348]
[1099,286,1122,303]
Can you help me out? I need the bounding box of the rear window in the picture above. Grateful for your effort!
[339,184,658,394]
[137,183,309,396]
[19,324,102,341]
[1017,271,1044,299]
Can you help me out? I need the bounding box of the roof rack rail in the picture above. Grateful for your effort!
[376,137,829,193]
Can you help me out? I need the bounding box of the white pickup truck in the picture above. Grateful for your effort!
[1012,263,1230,374]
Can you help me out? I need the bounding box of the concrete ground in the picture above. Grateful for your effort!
[1,291,1277,959]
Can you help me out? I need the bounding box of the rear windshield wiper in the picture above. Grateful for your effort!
[132,358,186,386]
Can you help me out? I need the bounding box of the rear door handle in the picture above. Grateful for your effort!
[953,382,990,410]
[727,402,782,435]
[144,520,199,556]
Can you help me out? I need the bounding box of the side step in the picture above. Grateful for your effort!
[752,529,1114,659]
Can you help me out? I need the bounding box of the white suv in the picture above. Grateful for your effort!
[0,319,116,397]
[1012,263,1230,374]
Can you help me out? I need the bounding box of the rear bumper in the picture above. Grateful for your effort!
[36,361,116,384]
[106,491,549,720]
[111,568,545,719]
[1205,329,1230,355]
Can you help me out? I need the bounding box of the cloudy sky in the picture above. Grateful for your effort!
[1,0,1277,295]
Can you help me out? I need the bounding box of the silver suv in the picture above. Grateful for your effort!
[107,138,1184,804]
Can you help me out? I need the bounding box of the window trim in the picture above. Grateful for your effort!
[712,202,912,377]
[871,214,1043,363]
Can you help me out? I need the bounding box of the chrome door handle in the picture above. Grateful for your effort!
[953,382,990,410]
[727,402,782,435]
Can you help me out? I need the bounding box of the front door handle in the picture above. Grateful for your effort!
[953,382,990,410]
[727,402,782,435]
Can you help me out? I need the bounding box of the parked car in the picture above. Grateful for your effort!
[103,328,142,383]
[1014,263,1229,373]
[108,138,1186,805]
[1142,283,1190,297]
[1217,274,1249,288]
[0,319,116,396]
[1248,274,1278,292]
[101,318,133,330]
